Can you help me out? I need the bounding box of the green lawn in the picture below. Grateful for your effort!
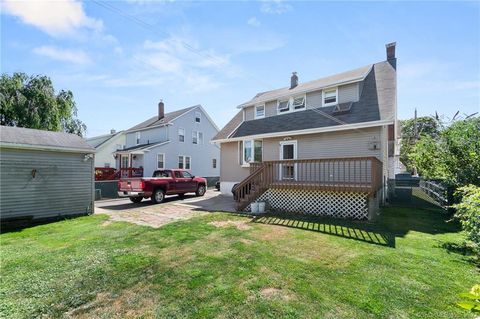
[1,207,478,318]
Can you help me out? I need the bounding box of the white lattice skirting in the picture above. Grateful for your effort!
[247,189,370,220]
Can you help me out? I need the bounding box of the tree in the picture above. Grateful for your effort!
[400,116,440,172]
[410,117,480,186]
[0,73,86,137]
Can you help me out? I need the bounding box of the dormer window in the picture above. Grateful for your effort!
[255,105,265,119]
[277,94,306,114]
[323,88,338,106]
[292,96,305,110]
[277,100,290,113]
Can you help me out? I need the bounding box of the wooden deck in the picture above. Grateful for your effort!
[235,157,383,210]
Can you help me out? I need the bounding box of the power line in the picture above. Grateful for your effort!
[92,0,395,138]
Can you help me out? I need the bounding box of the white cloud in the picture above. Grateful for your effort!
[134,36,231,91]
[33,46,91,64]
[1,0,102,36]
[260,0,292,14]
[247,17,261,27]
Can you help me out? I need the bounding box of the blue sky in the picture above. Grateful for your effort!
[2,0,479,137]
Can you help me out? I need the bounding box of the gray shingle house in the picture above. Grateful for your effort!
[0,126,95,223]
[212,43,400,219]
[115,102,220,183]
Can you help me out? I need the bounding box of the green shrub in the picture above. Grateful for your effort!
[452,185,480,250]
[457,284,480,313]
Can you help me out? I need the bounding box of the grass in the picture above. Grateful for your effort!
[1,207,478,318]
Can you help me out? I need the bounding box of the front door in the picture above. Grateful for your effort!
[280,141,297,180]
[120,155,129,178]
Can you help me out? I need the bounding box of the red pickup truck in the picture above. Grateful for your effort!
[117,169,207,204]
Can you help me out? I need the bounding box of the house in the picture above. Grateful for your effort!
[211,43,399,220]
[0,126,95,223]
[115,102,220,185]
[86,129,126,169]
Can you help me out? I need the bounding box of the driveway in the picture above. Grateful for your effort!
[95,190,236,228]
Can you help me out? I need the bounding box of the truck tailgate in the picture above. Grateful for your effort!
[118,179,144,191]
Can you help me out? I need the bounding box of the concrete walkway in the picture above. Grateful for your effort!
[95,190,236,228]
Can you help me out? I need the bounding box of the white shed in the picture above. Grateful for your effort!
[0,126,95,223]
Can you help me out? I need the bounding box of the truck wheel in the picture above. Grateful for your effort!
[151,189,165,204]
[195,185,206,197]
[129,197,143,203]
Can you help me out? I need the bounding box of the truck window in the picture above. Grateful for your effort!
[174,171,183,178]
[182,171,193,178]
[153,170,171,178]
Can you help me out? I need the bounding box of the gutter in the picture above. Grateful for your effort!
[0,142,95,154]
[211,119,394,144]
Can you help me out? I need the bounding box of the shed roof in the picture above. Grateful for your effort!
[0,126,94,152]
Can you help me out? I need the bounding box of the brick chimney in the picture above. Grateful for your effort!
[158,100,164,120]
[386,42,397,69]
[290,72,298,89]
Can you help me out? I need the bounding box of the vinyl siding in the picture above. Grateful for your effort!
[0,148,94,220]
[220,141,249,182]
[244,82,360,119]
[338,82,359,103]
[140,107,220,178]
[219,127,382,182]
[93,133,125,168]
[125,126,168,147]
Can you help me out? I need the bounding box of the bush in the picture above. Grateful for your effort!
[457,284,480,313]
[452,185,480,250]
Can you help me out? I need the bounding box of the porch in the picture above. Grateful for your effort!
[234,157,383,220]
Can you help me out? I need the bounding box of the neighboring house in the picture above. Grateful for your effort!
[115,101,220,184]
[212,43,400,220]
[0,126,95,223]
[86,129,126,168]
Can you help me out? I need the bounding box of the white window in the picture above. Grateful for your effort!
[192,131,198,144]
[212,158,217,168]
[277,100,290,113]
[178,128,185,142]
[292,96,306,110]
[323,88,338,106]
[242,139,263,165]
[277,94,306,114]
[195,111,201,123]
[255,105,265,119]
[192,131,203,144]
[157,154,165,169]
[136,132,141,145]
[178,155,191,169]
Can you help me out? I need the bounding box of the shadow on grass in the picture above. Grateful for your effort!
[249,204,463,249]
[252,212,396,248]
[440,242,479,267]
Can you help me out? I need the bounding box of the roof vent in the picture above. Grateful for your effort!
[332,102,353,115]
[110,129,116,135]
[290,72,298,89]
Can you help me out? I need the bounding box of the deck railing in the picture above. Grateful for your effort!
[94,167,144,180]
[234,157,383,210]
[95,167,117,181]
